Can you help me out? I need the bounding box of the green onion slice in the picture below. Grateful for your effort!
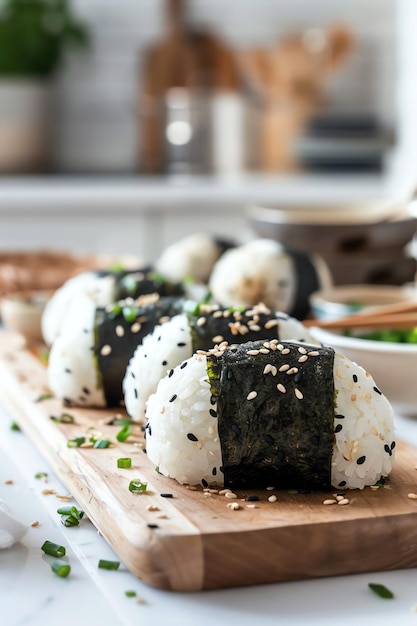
[41,540,66,558]
[128,479,147,493]
[51,560,71,578]
[368,583,394,599]
[116,424,132,442]
[51,413,75,424]
[57,506,84,520]
[35,392,53,403]
[125,590,137,597]
[93,438,111,449]
[10,421,20,431]
[117,457,132,469]
[67,436,85,448]
[98,559,120,570]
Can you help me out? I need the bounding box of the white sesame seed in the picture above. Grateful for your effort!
[264,319,279,329]
[268,495,277,503]
[225,491,238,499]
[196,317,206,327]
[30,520,40,527]
[337,498,349,505]
[335,495,345,501]
[213,310,223,318]
[307,350,319,357]
[408,493,417,499]
[247,391,258,401]
[323,499,337,505]
[294,388,303,400]
[147,505,160,512]
[277,383,286,393]
[287,367,299,375]
[259,348,270,354]
[247,349,259,356]
[281,348,290,355]
[238,325,249,335]
[227,502,240,510]
[249,324,261,332]
[298,355,308,363]
[298,346,307,354]
[246,504,257,509]
[100,344,112,356]
[279,364,290,372]
[219,489,232,495]
[266,486,275,490]
[212,335,224,343]
[131,322,141,333]
[115,325,125,337]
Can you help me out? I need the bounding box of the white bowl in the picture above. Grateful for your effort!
[1,290,51,342]
[310,325,417,417]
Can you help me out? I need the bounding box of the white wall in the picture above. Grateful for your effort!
[53,0,397,173]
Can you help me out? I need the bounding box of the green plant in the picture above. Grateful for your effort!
[0,0,90,77]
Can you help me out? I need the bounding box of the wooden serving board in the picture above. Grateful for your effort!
[2,330,417,591]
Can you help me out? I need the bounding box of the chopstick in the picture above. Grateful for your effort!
[304,299,417,330]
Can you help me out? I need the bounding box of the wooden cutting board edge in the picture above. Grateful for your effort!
[2,330,417,591]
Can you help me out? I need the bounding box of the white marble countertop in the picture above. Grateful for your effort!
[2,402,417,626]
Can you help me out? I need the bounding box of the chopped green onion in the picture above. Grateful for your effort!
[40,350,49,365]
[98,559,120,570]
[51,560,71,578]
[41,540,66,558]
[125,590,137,597]
[61,515,79,527]
[93,438,111,449]
[117,457,132,469]
[10,421,20,431]
[57,506,84,520]
[67,437,85,448]
[128,479,147,493]
[51,413,75,424]
[35,472,48,480]
[113,417,132,426]
[116,424,132,442]
[122,305,138,323]
[35,392,53,403]
[368,583,394,599]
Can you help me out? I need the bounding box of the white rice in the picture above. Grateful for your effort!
[123,313,193,422]
[145,350,395,490]
[155,233,223,284]
[42,271,117,346]
[47,292,106,407]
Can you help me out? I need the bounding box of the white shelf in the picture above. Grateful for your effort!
[0,173,387,213]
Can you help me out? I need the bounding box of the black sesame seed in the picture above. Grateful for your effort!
[78,396,86,402]
[294,371,303,383]
[160,493,173,498]
[334,424,343,433]
[246,495,259,502]
[130,371,135,379]
[169,394,177,402]
[64,368,71,374]
[210,395,216,405]
[134,388,138,399]
[209,409,217,418]
[384,444,390,454]
[168,369,174,378]
[148,425,152,436]
[162,360,167,366]
[187,433,198,442]
[277,450,285,461]
[157,336,161,342]
[226,370,233,381]
[356,455,366,465]
[231,424,241,435]
[335,414,345,419]
[391,441,396,450]
[147,524,159,529]
[338,481,347,487]
[180,361,188,369]
[212,467,217,476]
[177,342,186,347]
[82,387,90,395]
[373,386,382,395]
[201,479,208,488]
[353,374,358,383]
[264,434,275,445]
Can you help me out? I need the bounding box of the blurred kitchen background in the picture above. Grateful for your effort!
[1,0,417,281]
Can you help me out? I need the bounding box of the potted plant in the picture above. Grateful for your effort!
[0,0,89,172]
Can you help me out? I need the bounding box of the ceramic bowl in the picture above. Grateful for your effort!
[0,290,51,342]
[309,325,417,417]
[309,284,417,321]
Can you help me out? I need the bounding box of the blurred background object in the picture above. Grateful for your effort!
[0,0,89,173]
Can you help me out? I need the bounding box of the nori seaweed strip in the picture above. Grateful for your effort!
[187,304,305,352]
[285,246,320,320]
[95,296,184,406]
[207,341,335,490]
[115,267,185,300]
